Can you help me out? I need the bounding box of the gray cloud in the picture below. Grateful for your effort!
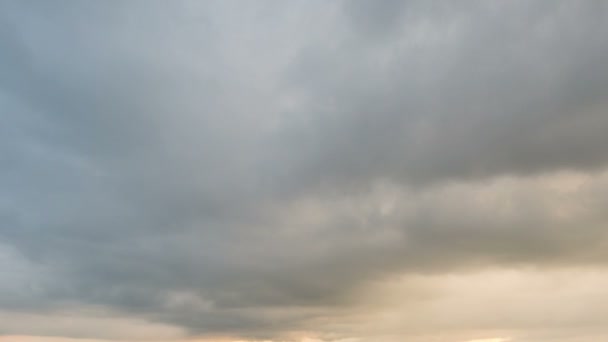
[1,0,608,341]
[279,0,608,191]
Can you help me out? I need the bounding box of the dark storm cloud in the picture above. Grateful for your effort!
[280,0,608,191]
[1,0,608,340]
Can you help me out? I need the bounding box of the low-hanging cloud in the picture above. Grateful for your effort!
[1,1,608,341]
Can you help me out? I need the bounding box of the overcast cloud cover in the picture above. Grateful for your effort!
[2,1,608,341]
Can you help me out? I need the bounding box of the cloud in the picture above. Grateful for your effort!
[1,0,608,341]
[0,310,185,341]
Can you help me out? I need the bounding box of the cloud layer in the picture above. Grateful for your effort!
[2,1,608,341]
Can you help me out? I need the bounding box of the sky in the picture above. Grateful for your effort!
[1,1,608,341]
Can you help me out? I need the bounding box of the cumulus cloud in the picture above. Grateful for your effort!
[1,0,608,341]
